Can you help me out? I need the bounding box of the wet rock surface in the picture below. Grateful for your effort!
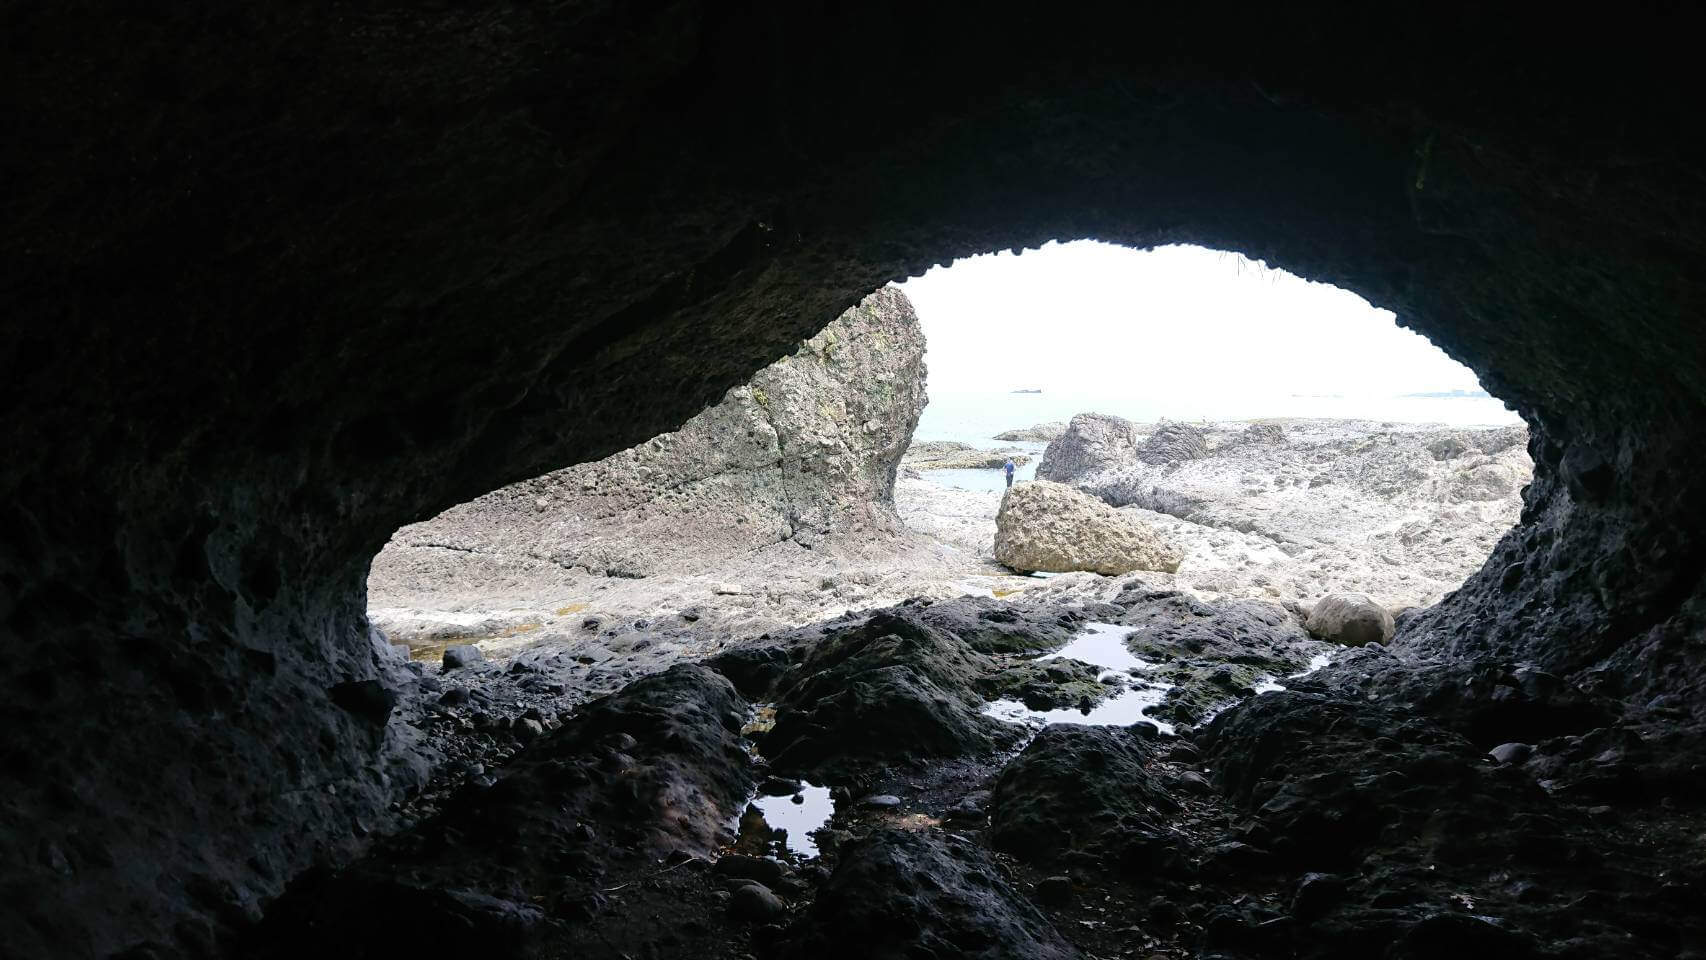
[245,664,755,956]
[758,606,1030,781]
[989,725,1179,868]
[782,829,1082,960]
[243,592,1703,960]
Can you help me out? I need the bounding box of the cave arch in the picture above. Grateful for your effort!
[4,4,1704,956]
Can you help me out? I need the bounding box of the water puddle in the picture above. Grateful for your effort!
[1289,653,1332,678]
[985,687,1175,734]
[1250,653,1334,695]
[1038,621,1153,677]
[732,704,836,858]
[735,782,835,858]
[984,622,1176,734]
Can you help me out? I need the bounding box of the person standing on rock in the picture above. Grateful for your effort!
[1004,458,1016,488]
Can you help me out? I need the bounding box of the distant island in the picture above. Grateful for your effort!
[1402,388,1492,399]
[1010,388,1042,394]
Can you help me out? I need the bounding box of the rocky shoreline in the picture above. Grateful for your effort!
[336,295,1682,959]
[265,588,1701,958]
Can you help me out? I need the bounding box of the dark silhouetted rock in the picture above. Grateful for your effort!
[782,830,1082,959]
[328,679,397,724]
[441,644,485,671]
[990,725,1180,869]
[728,882,787,922]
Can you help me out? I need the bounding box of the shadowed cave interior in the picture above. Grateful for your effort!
[3,4,1705,958]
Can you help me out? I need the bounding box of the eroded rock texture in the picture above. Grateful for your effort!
[4,4,1706,956]
[994,479,1184,575]
[371,286,925,582]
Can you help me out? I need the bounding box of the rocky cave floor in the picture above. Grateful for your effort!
[242,590,1706,959]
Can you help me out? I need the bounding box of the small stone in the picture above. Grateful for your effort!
[1167,741,1202,762]
[714,583,745,596]
[438,687,471,707]
[1488,742,1534,765]
[515,718,545,741]
[1172,770,1212,796]
[442,644,485,671]
[857,794,903,809]
[714,854,789,886]
[728,882,787,921]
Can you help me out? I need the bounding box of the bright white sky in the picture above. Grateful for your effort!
[898,241,1486,400]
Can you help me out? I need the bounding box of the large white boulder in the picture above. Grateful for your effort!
[993,480,1183,576]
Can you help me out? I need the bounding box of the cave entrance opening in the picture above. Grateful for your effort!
[894,240,1528,631]
[363,239,1527,683]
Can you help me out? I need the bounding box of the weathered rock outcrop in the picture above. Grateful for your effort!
[903,441,1030,471]
[372,288,925,584]
[759,608,1026,780]
[989,725,1178,868]
[1030,417,1533,608]
[1137,420,1210,464]
[994,481,1183,575]
[1034,413,1141,484]
[994,422,1069,442]
[6,6,1706,956]
[783,830,1082,960]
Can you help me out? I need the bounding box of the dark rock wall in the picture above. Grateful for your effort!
[4,3,1704,956]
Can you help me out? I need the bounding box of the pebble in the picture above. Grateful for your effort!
[728,882,787,921]
[714,854,790,886]
[857,794,903,809]
[1488,742,1534,765]
[1172,770,1212,795]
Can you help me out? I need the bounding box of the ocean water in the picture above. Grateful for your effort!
[914,388,1521,447]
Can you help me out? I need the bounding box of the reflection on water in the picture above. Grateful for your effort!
[985,686,1175,735]
[1234,652,1333,697]
[984,622,1175,734]
[733,782,834,858]
[1289,653,1332,678]
[1039,621,1152,677]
